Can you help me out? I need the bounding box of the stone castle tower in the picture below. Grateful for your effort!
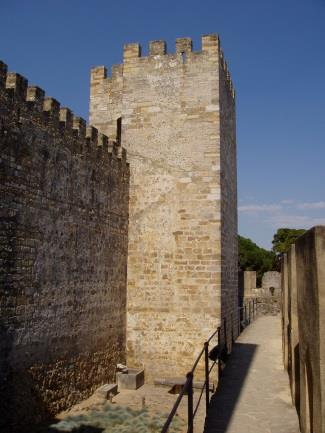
[90,34,238,380]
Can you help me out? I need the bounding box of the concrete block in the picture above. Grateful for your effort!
[117,368,144,390]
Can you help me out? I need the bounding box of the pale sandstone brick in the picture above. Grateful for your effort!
[90,34,238,381]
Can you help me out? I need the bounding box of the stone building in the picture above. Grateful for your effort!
[262,270,281,296]
[239,270,281,317]
[90,34,238,380]
[0,33,238,430]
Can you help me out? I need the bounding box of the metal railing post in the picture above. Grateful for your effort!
[238,307,241,335]
[231,313,234,345]
[244,303,247,325]
[204,341,209,415]
[223,317,227,353]
[249,301,251,324]
[217,326,221,381]
[160,323,231,433]
[187,372,194,433]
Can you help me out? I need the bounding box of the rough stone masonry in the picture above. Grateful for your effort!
[90,34,238,381]
[0,33,238,431]
[0,62,129,431]
[282,227,325,433]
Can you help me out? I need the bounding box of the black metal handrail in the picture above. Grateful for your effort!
[161,298,258,433]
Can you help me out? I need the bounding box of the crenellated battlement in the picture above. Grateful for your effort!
[88,33,238,383]
[121,34,220,60]
[149,40,167,56]
[0,60,127,165]
[90,34,235,105]
[219,49,235,98]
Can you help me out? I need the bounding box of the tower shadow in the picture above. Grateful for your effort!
[204,342,257,433]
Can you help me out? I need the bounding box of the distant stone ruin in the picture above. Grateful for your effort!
[262,271,281,297]
[239,270,281,316]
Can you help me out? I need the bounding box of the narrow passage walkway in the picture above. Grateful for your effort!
[204,316,300,433]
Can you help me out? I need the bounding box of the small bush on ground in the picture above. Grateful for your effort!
[50,404,184,433]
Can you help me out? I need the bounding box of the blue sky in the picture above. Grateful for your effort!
[1,0,324,249]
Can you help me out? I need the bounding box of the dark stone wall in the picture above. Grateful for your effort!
[0,62,129,432]
[295,227,325,433]
[219,49,239,345]
[281,226,325,433]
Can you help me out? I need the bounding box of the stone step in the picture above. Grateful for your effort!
[95,383,118,399]
[154,377,214,392]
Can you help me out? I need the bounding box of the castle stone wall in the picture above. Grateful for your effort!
[296,227,325,433]
[219,52,238,344]
[0,62,129,431]
[90,34,238,380]
[281,253,289,371]
[281,226,325,433]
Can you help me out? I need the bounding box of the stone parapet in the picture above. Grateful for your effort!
[281,226,325,433]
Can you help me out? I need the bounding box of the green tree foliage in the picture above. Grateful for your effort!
[271,228,306,254]
[238,235,276,284]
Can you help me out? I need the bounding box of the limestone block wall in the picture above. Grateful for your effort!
[281,226,325,433]
[241,289,281,316]
[244,271,256,294]
[241,273,281,318]
[255,295,280,315]
[0,61,129,431]
[90,34,238,380]
[219,51,238,342]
